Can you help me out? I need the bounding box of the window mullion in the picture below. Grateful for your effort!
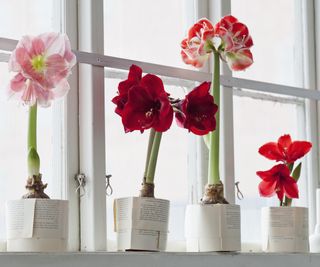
[78,0,106,251]
[60,0,81,251]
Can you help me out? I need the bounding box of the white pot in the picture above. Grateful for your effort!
[310,189,320,252]
[261,206,309,253]
[185,204,241,252]
[114,196,170,251]
[6,199,68,252]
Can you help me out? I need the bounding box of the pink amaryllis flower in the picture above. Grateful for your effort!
[175,82,218,135]
[214,15,253,71]
[8,32,76,107]
[181,18,215,68]
[257,164,299,202]
[259,134,312,164]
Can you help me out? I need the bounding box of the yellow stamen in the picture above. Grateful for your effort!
[31,55,45,73]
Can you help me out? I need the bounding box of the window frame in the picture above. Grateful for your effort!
[0,0,320,251]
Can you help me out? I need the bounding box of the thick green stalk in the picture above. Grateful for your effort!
[208,52,220,185]
[143,129,156,178]
[28,104,37,151]
[28,104,40,176]
[145,131,162,184]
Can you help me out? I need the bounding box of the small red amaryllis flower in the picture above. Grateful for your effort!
[259,134,312,164]
[181,18,215,68]
[175,82,218,135]
[214,15,253,71]
[121,74,173,133]
[257,164,299,202]
[112,64,142,116]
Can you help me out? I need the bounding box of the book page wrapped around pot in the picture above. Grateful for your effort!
[257,134,312,252]
[5,32,76,252]
[111,65,218,251]
[181,16,254,252]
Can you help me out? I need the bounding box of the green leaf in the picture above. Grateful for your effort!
[288,162,294,173]
[292,162,302,181]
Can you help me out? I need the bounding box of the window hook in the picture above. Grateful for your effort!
[235,181,244,200]
[106,174,113,196]
[75,173,86,197]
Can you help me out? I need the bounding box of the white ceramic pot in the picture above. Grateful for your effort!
[6,199,68,252]
[114,196,170,251]
[185,204,241,252]
[261,206,309,253]
[310,189,320,252]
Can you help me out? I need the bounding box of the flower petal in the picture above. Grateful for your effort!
[287,141,312,163]
[278,134,292,150]
[258,142,284,161]
[282,176,299,199]
[258,180,277,197]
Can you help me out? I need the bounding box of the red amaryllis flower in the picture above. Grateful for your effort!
[121,74,173,133]
[175,82,218,135]
[112,64,142,116]
[181,18,215,68]
[259,134,312,164]
[214,15,253,71]
[257,164,299,202]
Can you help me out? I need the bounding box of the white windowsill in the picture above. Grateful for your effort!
[0,252,319,267]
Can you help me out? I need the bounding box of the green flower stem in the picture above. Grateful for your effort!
[208,52,220,185]
[28,104,40,176]
[28,104,37,151]
[145,131,162,184]
[143,129,156,178]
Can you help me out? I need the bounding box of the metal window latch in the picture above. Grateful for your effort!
[75,173,86,197]
[235,181,244,200]
[105,174,113,196]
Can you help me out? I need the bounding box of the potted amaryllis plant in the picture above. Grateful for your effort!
[112,64,218,251]
[181,16,254,252]
[5,32,76,252]
[257,134,312,252]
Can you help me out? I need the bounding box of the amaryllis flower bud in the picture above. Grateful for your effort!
[8,32,76,107]
[175,82,218,135]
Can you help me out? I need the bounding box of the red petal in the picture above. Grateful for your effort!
[287,141,312,162]
[258,180,277,197]
[258,142,284,161]
[232,22,249,38]
[282,176,299,199]
[278,134,292,150]
[128,64,142,81]
[276,186,284,203]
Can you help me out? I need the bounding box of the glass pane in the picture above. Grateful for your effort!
[233,93,307,249]
[104,0,191,68]
[0,1,61,239]
[0,0,58,39]
[231,0,301,87]
[105,72,194,250]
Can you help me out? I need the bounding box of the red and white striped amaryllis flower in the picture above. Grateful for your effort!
[181,18,215,68]
[214,15,253,71]
[181,16,253,71]
[8,32,76,107]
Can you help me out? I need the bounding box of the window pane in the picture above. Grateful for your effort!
[231,0,301,87]
[105,71,193,250]
[0,0,58,39]
[104,0,191,68]
[0,1,61,239]
[233,93,307,248]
